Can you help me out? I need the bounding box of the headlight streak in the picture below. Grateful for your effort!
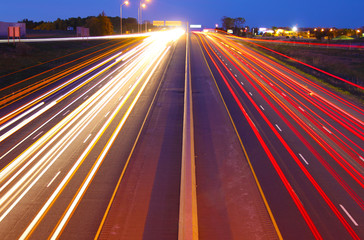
[0,49,145,223]
[0,52,123,142]
[21,40,174,240]
[0,39,154,145]
[0,44,149,189]
[0,49,123,112]
[0,33,152,44]
[0,52,141,162]
[0,30,184,238]
[49,46,171,240]
[0,102,56,143]
[0,102,44,132]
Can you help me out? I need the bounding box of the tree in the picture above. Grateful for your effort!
[54,18,66,30]
[86,11,114,36]
[98,11,114,35]
[234,17,245,29]
[221,16,235,30]
[86,17,100,36]
[123,17,138,33]
[34,22,56,31]
[19,19,37,29]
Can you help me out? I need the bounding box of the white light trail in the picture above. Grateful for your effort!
[0,30,184,237]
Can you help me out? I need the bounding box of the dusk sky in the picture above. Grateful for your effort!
[1,0,363,29]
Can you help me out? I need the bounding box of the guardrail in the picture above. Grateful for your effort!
[178,24,199,240]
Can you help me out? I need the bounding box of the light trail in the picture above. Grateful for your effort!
[210,33,364,170]
[196,33,323,239]
[0,32,152,44]
[238,38,364,90]
[0,37,156,144]
[49,46,171,240]
[0,29,184,239]
[207,33,364,205]
[197,32,362,239]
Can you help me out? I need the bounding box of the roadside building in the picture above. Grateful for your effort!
[0,21,26,38]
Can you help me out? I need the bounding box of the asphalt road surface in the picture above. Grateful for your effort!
[0,30,363,239]
[194,32,363,239]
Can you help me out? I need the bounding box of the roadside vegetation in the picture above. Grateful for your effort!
[20,12,144,36]
[0,38,142,96]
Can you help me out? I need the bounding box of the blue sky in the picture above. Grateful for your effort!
[1,0,363,28]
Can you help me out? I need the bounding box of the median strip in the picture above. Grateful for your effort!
[178,26,199,240]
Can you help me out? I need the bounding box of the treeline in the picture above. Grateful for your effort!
[221,16,247,36]
[19,12,139,35]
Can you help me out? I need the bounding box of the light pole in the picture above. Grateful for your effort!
[138,0,149,33]
[120,1,129,34]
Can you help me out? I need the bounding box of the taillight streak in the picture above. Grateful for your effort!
[199,33,360,239]
[197,33,323,240]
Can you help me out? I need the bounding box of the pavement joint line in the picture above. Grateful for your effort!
[178,25,199,240]
[275,124,282,132]
[299,153,309,165]
[32,131,43,140]
[339,204,358,226]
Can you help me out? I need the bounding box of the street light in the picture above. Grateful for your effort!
[138,0,150,33]
[120,1,129,35]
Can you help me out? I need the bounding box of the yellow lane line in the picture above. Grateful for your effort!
[196,33,283,240]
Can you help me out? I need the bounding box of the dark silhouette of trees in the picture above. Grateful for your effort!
[221,16,246,36]
[221,16,235,30]
[18,14,140,35]
[234,17,245,29]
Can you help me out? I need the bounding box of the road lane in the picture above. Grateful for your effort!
[0,30,184,239]
[0,29,362,239]
[0,38,145,167]
[196,32,363,239]
[97,32,186,240]
[191,33,281,239]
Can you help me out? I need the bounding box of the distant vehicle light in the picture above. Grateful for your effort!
[190,25,202,29]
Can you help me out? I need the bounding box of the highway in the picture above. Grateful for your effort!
[194,32,363,239]
[0,29,363,239]
[0,30,184,239]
